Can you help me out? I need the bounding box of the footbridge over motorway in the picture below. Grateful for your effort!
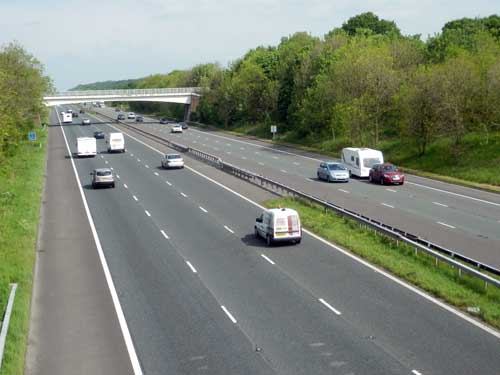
[43,87,202,120]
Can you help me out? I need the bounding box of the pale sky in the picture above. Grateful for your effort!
[1,0,498,91]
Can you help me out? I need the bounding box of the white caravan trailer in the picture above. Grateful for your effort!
[341,147,384,177]
[62,112,73,123]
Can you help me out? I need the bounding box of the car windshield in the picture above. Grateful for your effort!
[96,170,112,176]
[167,154,181,160]
[382,165,399,172]
[363,158,381,168]
[327,163,346,171]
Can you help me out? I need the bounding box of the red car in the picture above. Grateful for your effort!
[369,163,405,185]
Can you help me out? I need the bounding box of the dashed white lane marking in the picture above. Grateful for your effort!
[145,210,151,217]
[186,261,197,273]
[261,254,275,265]
[133,195,138,201]
[145,165,150,169]
[338,189,350,193]
[381,203,394,208]
[214,147,219,151]
[116,175,120,179]
[180,192,187,197]
[412,370,423,375]
[433,201,448,207]
[110,167,114,170]
[242,156,247,160]
[130,153,134,157]
[137,158,141,162]
[255,151,260,155]
[154,172,159,176]
[100,155,104,158]
[307,178,315,182]
[199,206,208,213]
[123,184,128,189]
[280,169,287,173]
[240,147,245,150]
[202,143,206,146]
[226,151,231,155]
[160,230,169,239]
[221,306,237,323]
[437,221,455,229]
[258,162,265,166]
[105,160,108,164]
[293,162,300,165]
[215,140,219,143]
[319,298,342,315]
[166,181,172,186]
[193,140,197,143]
[224,225,234,234]
[273,156,279,159]
[386,188,397,192]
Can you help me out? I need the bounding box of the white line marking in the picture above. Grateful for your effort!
[261,254,275,265]
[386,188,397,192]
[407,181,500,207]
[381,203,394,208]
[105,160,108,164]
[110,167,114,170]
[242,156,247,160]
[57,111,143,375]
[199,206,208,213]
[137,158,140,162]
[145,165,149,169]
[154,172,159,176]
[338,189,350,193]
[116,175,120,179]
[91,111,500,340]
[280,169,287,173]
[180,192,187,197]
[319,298,342,315]
[412,370,423,375]
[221,306,237,323]
[130,153,134,156]
[160,230,169,239]
[255,152,260,155]
[433,201,448,207]
[226,143,231,146]
[258,162,265,166]
[214,147,219,151]
[186,261,197,273]
[145,210,151,217]
[226,151,231,155]
[437,221,455,229]
[240,147,245,150]
[123,184,128,189]
[273,156,279,159]
[293,162,300,165]
[133,195,138,201]
[100,155,104,158]
[166,181,172,186]
[224,225,234,234]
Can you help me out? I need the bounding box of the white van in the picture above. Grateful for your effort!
[62,112,73,123]
[76,137,97,157]
[107,132,125,153]
[341,147,384,177]
[255,208,302,246]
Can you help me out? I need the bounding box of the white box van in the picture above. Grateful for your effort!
[107,132,125,153]
[62,112,73,123]
[76,137,97,157]
[255,208,302,246]
[341,147,384,177]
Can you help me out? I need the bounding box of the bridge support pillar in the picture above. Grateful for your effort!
[183,103,191,122]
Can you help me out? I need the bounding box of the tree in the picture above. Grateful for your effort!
[341,12,401,36]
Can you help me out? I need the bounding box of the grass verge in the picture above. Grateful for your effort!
[0,129,47,375]
[265,196,500,330]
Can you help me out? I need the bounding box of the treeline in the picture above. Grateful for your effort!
[72,78,139,91]
[84,13,500,156]
[0,43,52,161]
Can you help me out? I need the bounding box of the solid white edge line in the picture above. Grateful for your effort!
[224,225,235,234]
[319,298,342,315]
[221,306,237,323]
[57,110,143,375]
[412,370,423,375]
[338,189,350,193]
[199,206,208,213]
[160,230,169,239]
[437,221,455,229]
[381,203,394,208]
[186,261,198,273]
[90,111,500,340]
[145,210,151,217]
[433,201,448,207]
[261,254,275,265]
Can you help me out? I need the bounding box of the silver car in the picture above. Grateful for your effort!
[91,168,115,188]
[317,162,349,182]
[161,153,184,169]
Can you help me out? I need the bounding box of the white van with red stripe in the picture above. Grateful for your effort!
[255,208,302,246]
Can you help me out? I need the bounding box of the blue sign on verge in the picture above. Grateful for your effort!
[29,131,36,141]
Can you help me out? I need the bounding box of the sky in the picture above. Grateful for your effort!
[1,0,498,91]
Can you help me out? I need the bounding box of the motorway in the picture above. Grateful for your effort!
[95,107,500,271]
[38,105,500,375]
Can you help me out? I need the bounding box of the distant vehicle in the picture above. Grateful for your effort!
[62,112,73,123]
[81,118,91,125]
[159,118,169,124]
[127,112,136,119]
[97,101,105,108]
[67,109,73,113]
[79,109,85,113]
[115,108,121,112]
[161,153,184,169]
[136,116,144,122]
[317,162,349,182]
[179,122,188,129]
[369,163,405,185]
[171,124,183,133]
[107,132,125,153]
[94,131,105,139]
[117,114,126,121]
[341,147,384,178]
[91,168,115,188]
[72,112,79,118]
[255,208,302,246]
[76,137,97,157]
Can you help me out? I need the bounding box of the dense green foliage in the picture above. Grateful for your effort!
[0,43,52,162]
[71,78,139,90]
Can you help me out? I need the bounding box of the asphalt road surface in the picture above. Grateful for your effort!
[35,105,500,375]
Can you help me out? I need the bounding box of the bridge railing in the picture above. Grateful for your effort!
[46,87,202,97]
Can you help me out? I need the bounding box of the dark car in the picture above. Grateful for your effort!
[369,163,405,185]
[117,114,126,121]
[136,116,144,122]
[115,108,121,112]
[79,109,85,113]
[72,112,79,118]
[94,131,105,139]
[179,121,188,129]
[159,118,169,124]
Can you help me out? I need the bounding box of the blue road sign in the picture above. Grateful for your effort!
[29,131,36,141]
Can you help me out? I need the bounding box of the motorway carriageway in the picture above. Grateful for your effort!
[59,106,500,375]
[97,107,500,271]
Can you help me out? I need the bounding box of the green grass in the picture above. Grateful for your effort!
[265,197,500,330]
[0,129,47,375]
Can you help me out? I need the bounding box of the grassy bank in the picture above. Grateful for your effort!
[265,197,500,330]
[0,129,47,375]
